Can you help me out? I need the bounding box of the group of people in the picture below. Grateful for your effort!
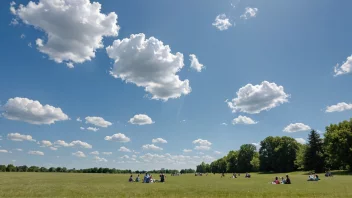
[308,174,320,181]
[325,171,333,177]
[271,175,291,184]
[128,173,166,183]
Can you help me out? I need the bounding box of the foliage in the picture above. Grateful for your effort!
[304,130,325,173]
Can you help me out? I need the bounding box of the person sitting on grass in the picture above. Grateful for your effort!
[135,174,140,182]
[285,175,291,184]
[280,177,286,184]
[129,175,133,182]
[272,177,280,184]
[143,173,149,183]
[245,172,251,178]
[232,173,237,178]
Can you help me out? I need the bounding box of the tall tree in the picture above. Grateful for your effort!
[237,144,256,172]
[226,150,239,173]
[295,143,307,171]
[304,130,325,172]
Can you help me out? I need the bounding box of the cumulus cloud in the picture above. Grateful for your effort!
[72,151,86,158]
[87,127,99,132]
[85,116,112,128]
[283,123,311,133]
[326,102,352,112]
[212,14,232,31]
[142,144,163,151]
[54,140,92,149]
[106,33,191,101]
[295,138,307,144]
[128,114,154,125]
[94,156,107,162]
[28,151,44,156]
[0,150,9,153]
[194,146,211,151]
[240,7,259,19]
[90,151,99,155]
[118,146,131,152]
[189,54,204,72]
[227,81,289,114]
[50,147,58,151]
[2,97,69,125]
[232,115,257,125]
[102,152,112,155]
[152,138,167,144]
[104,133,130,142]
[40,140,52,147]
[192,139,212,146]
[11,0,119,66]
[7,133,36,142]
[334,55,352,76]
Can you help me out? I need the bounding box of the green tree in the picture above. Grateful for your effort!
[295,143,307,170]
[304,130,325,173]
[324,118,352,171]
[226,150,239,173]
[250,152,260,172]
[0,165,6,172]
[6,164,16,172]
[237,144,256,172]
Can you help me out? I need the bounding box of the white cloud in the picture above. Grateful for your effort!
[106,33,191,101]
[118,146,131,152]
[214,151,222,155]
[142,144,163,151]
[28,151,44,156]
[50,147,58,151]
[212,14,232,31]
[232,115,257,125]
[2,97,69,125]
[183,149,192,153]
[54,140,92,149]
[20,34,25,39]
[189,54,204,72]
[15,148,23,152]
[152,138,167,144]
[241,7,259,20]
[104,133,130,142]
[40,140,52,147]
[192,139,212,146]
[10,2,16,15]
[102,152,112,155]
[0,150,9,153]
[295,138,307,144]
[94,156,107,162]
[283,123,311,133]
[227,81,289,114]
[90,151,99,155]
[12,0,119,65]
[334,55,352,76]
[85,116,112,128]
[194,145,211,151]
[221,123,228,126]
[10,18,19,25]
[72,151,86,158]
[7,133,36,142]
[76,117,82,122]
[66,62,74,69]
[87,127,99,132]
[128,114,154,125]
[326,102,352,112]
[80,127,85,130]
[121,155,130,159]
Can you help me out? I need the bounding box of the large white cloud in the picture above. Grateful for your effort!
[142,144,163,151]
[28,151,44,156]
[2,97,69,125]
[232,115,257,125]
[334,55,352,76]
[192,139,212,146]
[106,33,191,101]
[128,114,154,125]
[326,102,352,112]
[152,138,167,144]
[118,146,131,152]
[227,81,289,114]
[72,151,86,158]
[189,54,204,72]
[295,138,307,144]
[85,116,112,128]
[11,0,119,67]
[54,140,92,149]
[7,133,35,142]
[240,7,259,20]
[212,14,232,31]
[104,133,130,142]
[283,123,311,133]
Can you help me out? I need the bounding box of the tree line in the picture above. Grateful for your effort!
[196,118,352,173]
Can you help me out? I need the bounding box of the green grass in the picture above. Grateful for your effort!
[0,172,351,198]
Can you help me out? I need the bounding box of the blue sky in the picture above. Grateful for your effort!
[0,0,351,170]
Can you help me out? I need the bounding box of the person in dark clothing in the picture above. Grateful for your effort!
[285,175,291,184]
[160,173,166,182]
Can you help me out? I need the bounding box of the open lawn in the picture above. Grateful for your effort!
[0,172,351,198]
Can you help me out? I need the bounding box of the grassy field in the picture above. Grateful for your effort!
[0,172,351,198]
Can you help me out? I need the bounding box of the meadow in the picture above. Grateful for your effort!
[0,172,351,198]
